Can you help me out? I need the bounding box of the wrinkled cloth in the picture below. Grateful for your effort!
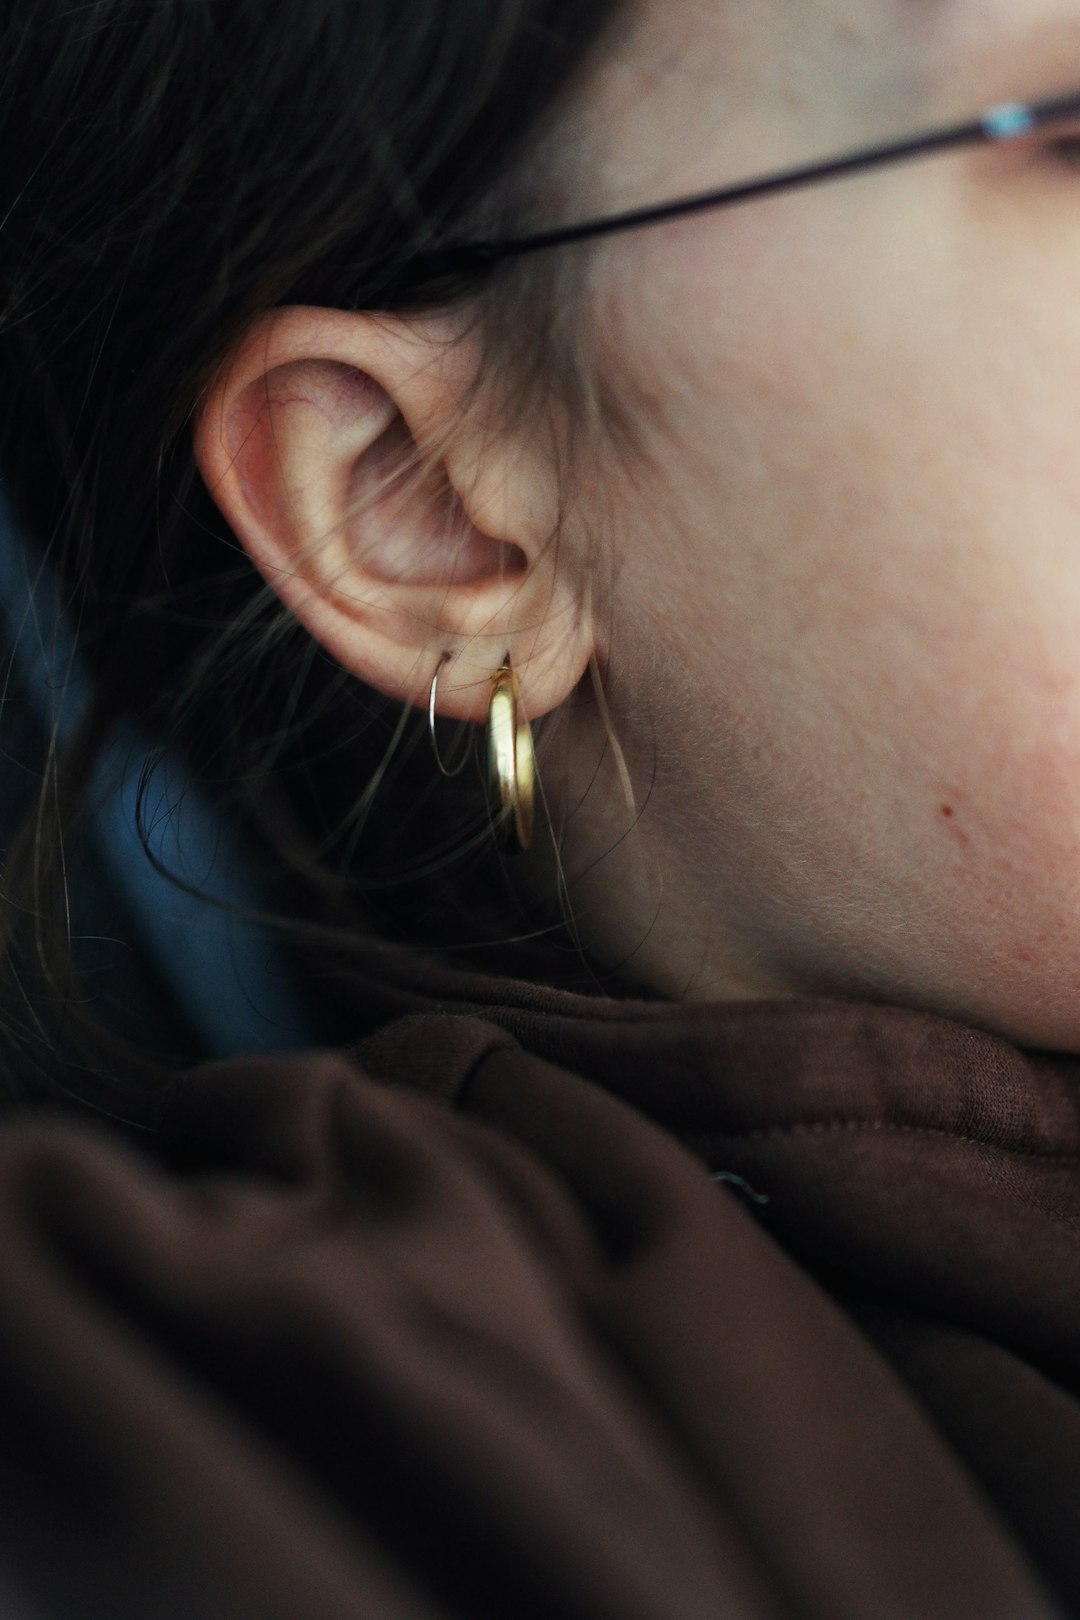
[1,990,1079,1618]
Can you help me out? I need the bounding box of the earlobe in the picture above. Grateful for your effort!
[193,304,593,726]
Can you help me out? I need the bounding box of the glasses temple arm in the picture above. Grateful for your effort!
[413,87,1080,279]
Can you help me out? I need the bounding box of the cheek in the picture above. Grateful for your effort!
[949,721,1080,937]
[898,721,1080,1045]
[603,180,1080,1043]
[624,406,1080,1043]
[806,633,1080,1042]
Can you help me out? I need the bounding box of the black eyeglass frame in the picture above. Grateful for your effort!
[410,85,1080,282]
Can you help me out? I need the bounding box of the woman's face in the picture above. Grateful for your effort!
[555,0,1080,1045]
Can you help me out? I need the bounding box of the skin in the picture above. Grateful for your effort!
[549,0,1080,1043]
[196,0,1080,1049]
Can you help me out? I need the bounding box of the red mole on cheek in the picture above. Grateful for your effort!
[939,802,972,847]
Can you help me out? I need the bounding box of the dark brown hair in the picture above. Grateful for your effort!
[0,0,625,1121]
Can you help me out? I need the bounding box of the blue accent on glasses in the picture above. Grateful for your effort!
[407,86,1080,282]
[982,102,1037,141]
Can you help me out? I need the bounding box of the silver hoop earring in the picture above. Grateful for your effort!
[427,652,474,778]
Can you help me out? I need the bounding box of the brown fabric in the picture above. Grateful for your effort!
[1,989,1078,1617]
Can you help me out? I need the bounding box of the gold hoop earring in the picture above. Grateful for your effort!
[487,656,535,853]
[427,652,474,779]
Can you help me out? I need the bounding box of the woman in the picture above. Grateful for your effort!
[1,0,1078,1614]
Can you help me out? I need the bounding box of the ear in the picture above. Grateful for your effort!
[192,304,594,724]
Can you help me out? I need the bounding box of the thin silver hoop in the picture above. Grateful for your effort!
[428,652,474,778]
